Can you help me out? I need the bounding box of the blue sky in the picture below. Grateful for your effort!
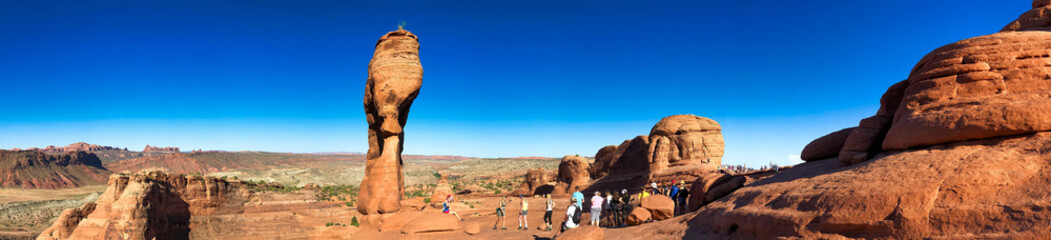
[0,0,1030,167]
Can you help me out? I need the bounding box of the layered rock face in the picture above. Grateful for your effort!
[0,150,111,189]
[800,127,853,161]
[358,29,423,215]
[553,155,590,194]
[37,172,249,240]
[37,171,353,240]
[648,115,724,173]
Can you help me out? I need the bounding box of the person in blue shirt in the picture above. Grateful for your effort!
[670,180,680,215]
[442,195,463,221]
[572,186,584,206]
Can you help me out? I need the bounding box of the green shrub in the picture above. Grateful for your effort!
[351,217,359,227]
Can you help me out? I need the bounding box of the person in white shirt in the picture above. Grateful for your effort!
[553,196,581,239]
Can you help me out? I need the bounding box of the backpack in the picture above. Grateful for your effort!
[571,205,582,224]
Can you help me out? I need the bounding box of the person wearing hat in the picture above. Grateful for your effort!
[442,195,463,221]
[518,194,529,230]
[553,196,582,239]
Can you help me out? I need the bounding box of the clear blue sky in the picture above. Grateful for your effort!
[0,0,1030,167]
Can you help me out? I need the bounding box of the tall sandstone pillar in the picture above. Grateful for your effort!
[357,29,422,215]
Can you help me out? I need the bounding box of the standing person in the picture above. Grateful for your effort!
[590,191,603,226]
[442,195,463,221]
[543,194,555,231]
[603,191,613,227]
[637,186,650,202]
[518,195,529,230]
[553,196,582,239]
[670,181,680,215]
[572,186,584,207]
[494,196,507,230]
[677,181,690,214]
[621,189,632,222]
[610,191,623,227]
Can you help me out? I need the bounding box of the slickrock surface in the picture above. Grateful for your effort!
[0,150,111,189]
[358,29,423,215]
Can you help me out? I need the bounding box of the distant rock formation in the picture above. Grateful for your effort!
[512,168,555,196]
[647,114,724,173]
[40,142,121,153]
[358,29,423,215]
[142,145,180,152]
[0,150,110,189]
[553,155,591,194]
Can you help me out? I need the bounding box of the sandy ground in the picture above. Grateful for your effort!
[0,185,107,203]
[351,194,681,240]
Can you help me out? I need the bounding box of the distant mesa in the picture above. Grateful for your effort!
[142,145,180,152]
[0,149,111,189]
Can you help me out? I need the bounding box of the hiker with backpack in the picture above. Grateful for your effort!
[553,196,583,239]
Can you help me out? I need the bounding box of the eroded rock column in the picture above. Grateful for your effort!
[357,29,422,215]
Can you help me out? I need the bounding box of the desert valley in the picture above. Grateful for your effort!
[6,0,1051,239]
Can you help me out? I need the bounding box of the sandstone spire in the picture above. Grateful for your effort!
[357,29,422,215]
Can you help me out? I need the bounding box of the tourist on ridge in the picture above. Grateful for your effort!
[553,196,582,239]
[590,191,603,226]
[494,196,507,230]
[603,191,613,227]
[518,195,529,230]
[621,189,632,224]
[677,181,690,215]
[651,182,659,195]
[442,195,463,221]
[670,180,680,215]
[610,191,623,226]
[544,194,555,231]
[637,186,651,202]
[573,186,584,206]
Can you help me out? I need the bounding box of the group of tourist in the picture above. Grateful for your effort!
[438,182,697,238]
[721,162,782,174]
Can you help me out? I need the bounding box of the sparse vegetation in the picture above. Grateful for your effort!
[350,216,359,227]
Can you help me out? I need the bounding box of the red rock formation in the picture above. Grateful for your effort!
[429,175,454,208]
[559,225,604,240]
[553,155,591,194]
[37,171,357,240]
[512,168,555,196]
[0,150,110,189]
[625,208,651,226]
[589,145,618,179]
[640,195,675,221]
[142,145,180,152]
[39,142,121,153]
[648,115,724,173]
[800,127,853,161]
[675,2,1051,238]
[358,29,423,215]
